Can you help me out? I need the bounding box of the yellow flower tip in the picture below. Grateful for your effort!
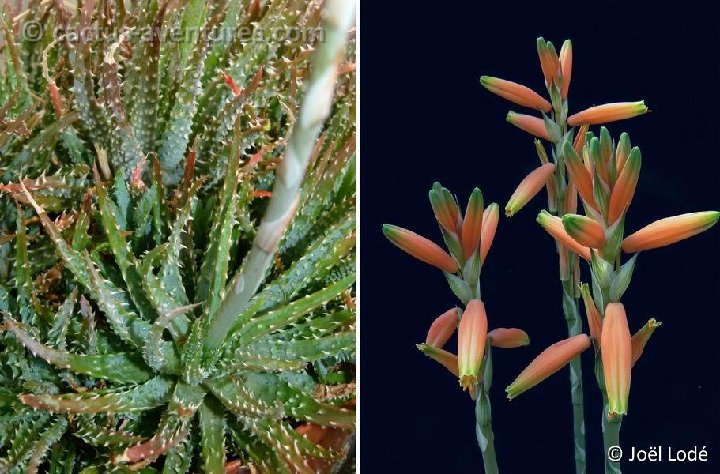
[506,163,556,218]
[567,101,648,126]
[457,299,488,389]
[479,203,500,262]
[601,303,632,417]
[631,318,662,367]
[621,211,720,253]
[417,343,459,377]
[460,375,478,391]
[537,211,592,260]
[382,224,459,273]
[608,148,642,225]
[506,333,591,400]
[562,213,606,248]
[489,328,530,349]
[461,188,484,259]
[429,182,461,234]
[506,112,552,141]
[480,76,552,112]
[426,307,460,349]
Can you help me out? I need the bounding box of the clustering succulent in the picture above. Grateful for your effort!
[0,0,356,472]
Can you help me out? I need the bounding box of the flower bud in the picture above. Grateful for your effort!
[429,182,461,234]
[461,188,484,259]
[537,37,560,89]
[417,344,459,377]
[505,163,556,217]
[622,211,720,253]
[506,334,590,399]
[480,76,552,112]
[608,147,641,225]
[601,303,632,417]
[537,211,592,260]
[559,40,572,100]
[579,284,602,340]
[562,214,606,248]
[563,141,597,210]
[426,308,460,348]
[479,203,499,262]
[383,224,459,272]
[567,101,648,126]
[507,112,552,140]
[488,328,530,349]
[458,299,489,391]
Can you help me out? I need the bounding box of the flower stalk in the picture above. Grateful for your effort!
[476,346,498,474]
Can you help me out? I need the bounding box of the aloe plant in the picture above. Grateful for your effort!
[0,0,356,472]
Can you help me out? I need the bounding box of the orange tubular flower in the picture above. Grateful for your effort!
[579,284,602,340]
[417,344,459,377]
[559,40,572,100]
[562,214,606,248]
[601,303,632,417]
[429,182,461,234]
[615,132,632,173]
[461,188,484,259]
[480,76,552,112]
[622,211,720,253]
[488,328,530,349]
[565,181,578,215]
[457,299,489,391]
[479,203,499,262]
[608,147,641,225]
[537,37,560,88]
[507,112,551,140]
[537,211,592,260]
[505,163,556,217]
[426,308,460,348]
[563,142,597,210]
[631,318,662,367]
[506,334,590,399]
[567,101,648,126]
[382,224,459,273]
[572,124,589,157]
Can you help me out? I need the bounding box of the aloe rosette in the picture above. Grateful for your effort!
[0,0,356,472]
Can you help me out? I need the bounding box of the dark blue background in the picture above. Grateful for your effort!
[359,1,720,473]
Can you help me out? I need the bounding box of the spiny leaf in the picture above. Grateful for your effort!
[229,274,355,347]
[19,376,175,414]
[5,316,152,384]
[198,396,225,473]
[243,332,355,364]
[73,416,146,447]
[27,416,68,474]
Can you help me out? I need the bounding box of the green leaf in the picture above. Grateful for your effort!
[199,397,225,474]
[73,416,145,447]
[230,274,355,347]
[242,332,355,364]
[5,316,152,384]
[0,412,51,472]
[26,417,68,474]
[20,376,175,413]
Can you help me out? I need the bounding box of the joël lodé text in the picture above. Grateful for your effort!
[627,445,708,462]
